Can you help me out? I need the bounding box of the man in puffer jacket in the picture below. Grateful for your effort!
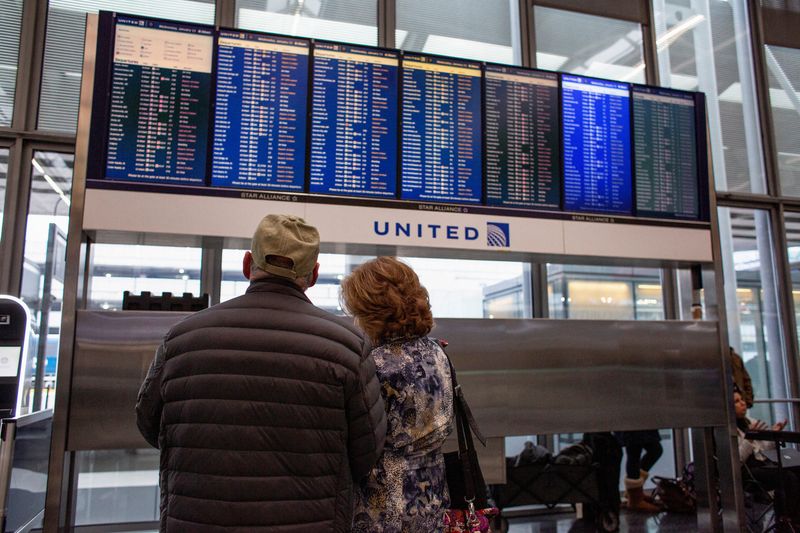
[136,214,387,532]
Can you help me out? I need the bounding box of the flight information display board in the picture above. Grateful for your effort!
[90,12,710,227]
[210,31,309,191]
[400,54,482,204]
[562,75,632,215]
[105,16,213,186]
[309,42,398,198]
[485,65,560,209]
[633,86,699,220]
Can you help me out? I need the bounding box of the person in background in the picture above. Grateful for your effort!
[735,389,800,526]
[621,430,663,512]
[730,346,754,408]
[136,214,386,532]
[341,256,454,532]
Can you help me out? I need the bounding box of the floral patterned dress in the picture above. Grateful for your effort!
[352,336,454,533]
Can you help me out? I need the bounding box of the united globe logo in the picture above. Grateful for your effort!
[487,222,510,247]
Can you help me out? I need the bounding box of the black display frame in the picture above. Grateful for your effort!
[85,11,712,228]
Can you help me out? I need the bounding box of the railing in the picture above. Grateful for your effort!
[752,398,800,404]
[751,398,800,437]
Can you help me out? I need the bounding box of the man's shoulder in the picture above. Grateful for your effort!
[163,291,367,359]
[301,303,362,335]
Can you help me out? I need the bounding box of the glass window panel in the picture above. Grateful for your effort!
[718,207,786,424]
[765,45,800,196]
[221,250,375,313]
[534,6,644,82]
[39,0,216,133]
[222,251,530,318]
[88,244,202,311]
[75,449,159,525]
[0,1,23,126]
[403,257,529,318]
[785,212,800,403]
[19,152,74,413]
[547,264,663,320]
[653,0,766,194]
[221,248,249,304]
[236,0,377,46]
[0,148,8,235]
[396,0,521,64]
[636,282,666,320]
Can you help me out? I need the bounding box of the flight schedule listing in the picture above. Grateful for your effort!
[309,43,398,198]
[485,65,560,209]
[633,87,699,220]
[105,17,213,185]
[401,54,482,204]
[211,32,309,191]
[562,75,632,215]
[93,13,710,225]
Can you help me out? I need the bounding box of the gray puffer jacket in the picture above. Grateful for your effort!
[136,277,387,532]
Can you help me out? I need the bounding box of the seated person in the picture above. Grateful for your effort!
[734,390,800,526]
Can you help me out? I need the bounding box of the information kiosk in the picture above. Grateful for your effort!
[0,296,32,418]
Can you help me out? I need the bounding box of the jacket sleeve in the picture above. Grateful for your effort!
[135,342,167,449]
[345,342,387,480]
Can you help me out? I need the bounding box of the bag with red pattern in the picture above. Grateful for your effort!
[444,505,499,533]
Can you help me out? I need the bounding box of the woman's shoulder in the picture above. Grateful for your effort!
[372,335,440,353]
[371,336,446,369]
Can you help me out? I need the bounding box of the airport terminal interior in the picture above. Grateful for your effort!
[0,0,799,532]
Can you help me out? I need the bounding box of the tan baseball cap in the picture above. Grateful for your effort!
[251,214,320,279]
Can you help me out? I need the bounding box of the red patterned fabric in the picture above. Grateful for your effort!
[443,507,499,533]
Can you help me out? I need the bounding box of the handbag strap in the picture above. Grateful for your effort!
[437,339,486,504]
[443,345,486,446]
[453,380,478,503]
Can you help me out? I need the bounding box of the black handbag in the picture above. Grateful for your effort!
[441,344,498,531]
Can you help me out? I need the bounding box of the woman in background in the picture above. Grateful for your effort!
[341,257,454,532]
[735,389,800,527]
[620,429,663,512]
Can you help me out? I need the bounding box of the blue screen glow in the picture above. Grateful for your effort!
[562,74,632,215]
[210,31,308,191]
[400,54,482,204]
[309,42,398,198]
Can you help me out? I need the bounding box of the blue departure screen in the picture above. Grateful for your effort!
[562,75,632,215]
[485,65,560,209]
[105,17,213,185]
[309,42,398,198]
[632,86,699,220]
[401,54,482,204]
[211,31,308,191]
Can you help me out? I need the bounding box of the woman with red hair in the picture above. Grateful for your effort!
[342,256,454,532]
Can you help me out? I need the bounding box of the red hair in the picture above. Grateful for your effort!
[341,257,433,344]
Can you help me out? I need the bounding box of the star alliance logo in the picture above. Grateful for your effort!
[487,222,510,247]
